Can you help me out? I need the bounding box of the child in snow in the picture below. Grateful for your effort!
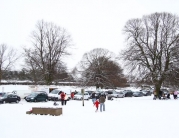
[94,99,100,112]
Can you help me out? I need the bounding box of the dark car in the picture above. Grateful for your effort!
[133,91,144,97]
[105,91,113,95]
[123,90,133,97]
[160,89,169,95]
[95,92,101,99]
[141,90,151,96]
[0,93,21,104]
[25,91,48,102]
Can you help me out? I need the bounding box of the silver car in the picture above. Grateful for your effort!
[111,91,125,98]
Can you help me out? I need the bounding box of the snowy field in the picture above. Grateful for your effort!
[0,85,179,138]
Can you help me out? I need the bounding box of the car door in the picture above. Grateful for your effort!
[35,93,41,102]
[6,95,12,102]
[37,93,43,102]
[12,95,18,102]
[7,94,15,102]
[41,93,46,101]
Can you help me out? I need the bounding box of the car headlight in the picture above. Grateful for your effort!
[30,98,34,99]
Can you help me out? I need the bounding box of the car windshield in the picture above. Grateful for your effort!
[0,93,5,97]
[134,92,140,94]
[51,89,60,94]
[1,94,8,98]
[118,92,124,94]
[29,93,38,96]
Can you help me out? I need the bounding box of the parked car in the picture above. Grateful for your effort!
[141,90,152,96]
[116,92,125,98]
[48,89,62,101]
[110,91,123,98]
[25,91,48,102]
[74,92,90,100]
[160,89,169,95]
[85,91,94,96]
[105,90,113,95]
[133,91,144,97]
[48,89,71,101]
[123,90,133,97]
[0,93,21,104]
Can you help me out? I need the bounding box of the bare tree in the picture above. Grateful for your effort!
[23,20,72,85]
[120,12,179,95]
[75,48,127,89]
[0,44,19,82]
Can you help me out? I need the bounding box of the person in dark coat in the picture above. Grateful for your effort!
[60,92,65,106]
[99,94,105,112]
[167,93,170,99]
[91,92,96,104]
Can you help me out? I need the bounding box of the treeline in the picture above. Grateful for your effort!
[1,68,74,85]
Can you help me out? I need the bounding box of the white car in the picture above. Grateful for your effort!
[48,89,71,101]
[74,92,90,100]
[110,91,125,98]
[48,89,61,101]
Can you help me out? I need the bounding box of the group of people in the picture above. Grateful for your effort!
[54,91,68,106]
[54,91,107,113]
[92,92,106,112]
[153,89,178,100]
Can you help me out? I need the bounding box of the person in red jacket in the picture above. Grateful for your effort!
[71,92,74,100]
[94,99,100,112]
[60,91,65,106]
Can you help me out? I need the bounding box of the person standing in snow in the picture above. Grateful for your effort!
[91,92,96,104]
[64,93,68,105]
[153,90,157,100]
[173,91,178,99]
[99,94,105,112]
[60,91,65,106]
[94,99,100,112]
[71,92,74,100]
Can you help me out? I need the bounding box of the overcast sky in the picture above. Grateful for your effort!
[0,0,179,71]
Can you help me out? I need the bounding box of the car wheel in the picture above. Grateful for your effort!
[45,99,48,102]
[80,97,83,100]
[16,100,19,103]
[34,99,37,102]
[3,101,6,104]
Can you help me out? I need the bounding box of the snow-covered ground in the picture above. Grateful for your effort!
[0,85,179,138]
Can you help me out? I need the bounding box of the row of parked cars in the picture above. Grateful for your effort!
[0,92,21,104]
[107,89,152,98]
[0,88,154,104]
[71,89,153,101]
[82,89,153,100]
[0,89,68,104]
[0,91,49,104]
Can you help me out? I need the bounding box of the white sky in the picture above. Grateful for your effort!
[1,85,179,138]
[0,0,179,70]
